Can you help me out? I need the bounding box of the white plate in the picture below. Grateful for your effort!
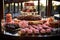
[54,14,60,17]
[4,31,19,36]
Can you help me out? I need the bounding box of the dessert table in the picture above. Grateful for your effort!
[3,28,60,37]
[1,16,60,37]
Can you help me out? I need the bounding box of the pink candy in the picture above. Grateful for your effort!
[33,29,39,34]
[40,29,46,33]
[20,29,26,33]
[27,29,33,34]
[19,20,28,28]
[46,29,51,33]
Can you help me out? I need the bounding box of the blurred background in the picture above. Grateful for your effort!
[3,0,60,18]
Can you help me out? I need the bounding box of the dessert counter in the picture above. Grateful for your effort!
[1,14,60,37]
[3,28,60,37]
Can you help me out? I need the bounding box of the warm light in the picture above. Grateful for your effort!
[19,3,21,6]
[22,2,25,7]
[52,1,60,6]
[34,1,38,5]
[6,4,9,7]
[40,0,46,6]
[54,5,57,10]
[15,3,18,6]
[23,0,60,6]
[34,0,46,6]
[26,0,34,3]
[29,1,33,3]
[12,3,14,5]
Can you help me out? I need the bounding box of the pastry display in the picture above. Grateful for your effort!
[4,13,20,34]
[1,13,60,36]
[19,20,29,28]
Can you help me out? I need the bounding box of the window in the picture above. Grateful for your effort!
[4,0,48,18]
[52,1,60,16]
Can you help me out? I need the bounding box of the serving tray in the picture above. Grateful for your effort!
[3,28,60,37]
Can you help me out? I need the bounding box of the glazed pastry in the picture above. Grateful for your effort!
[47,17,54,23]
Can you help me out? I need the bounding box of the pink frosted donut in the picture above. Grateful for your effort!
[20,29,26,34]
[33,29,39,34]
[42,24,49,29]
[46,29,51,33]
[40,29,46,33]
[28,25,33,29]
[27,29,33,34]
[25,28,29,32]
[38,27,43,30]
[19,20,28,28]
